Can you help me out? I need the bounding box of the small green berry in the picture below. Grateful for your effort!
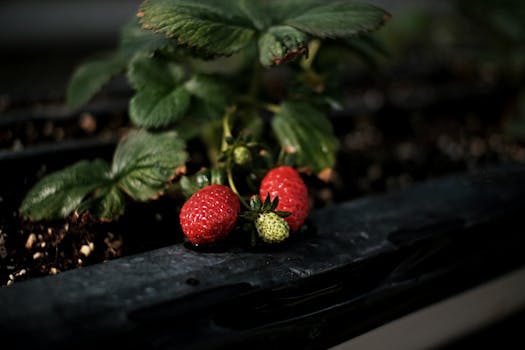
[255,212,290,244]
[233,146,252,166]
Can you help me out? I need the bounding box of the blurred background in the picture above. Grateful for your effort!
[0,0,140,96]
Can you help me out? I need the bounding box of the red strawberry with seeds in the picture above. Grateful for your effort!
[179,184,240,245]
[259,166,309,232]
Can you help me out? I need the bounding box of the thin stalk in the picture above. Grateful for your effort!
[234,96,281,115]
[221,106,250,209]
[221,106,236,152]
[300,39,322,71]
[264,103,281,114]
[226,162,250,209]
[277,147,286,165]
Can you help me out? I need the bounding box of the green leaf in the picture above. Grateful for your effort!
[130,86,191,128]
[265,0,324,24]
[119,16,171,55]
[184,74,229,119]
[77,187,126,222]
[258,25,309,67]
[272,102,339,174]
[237,0,269,30]
[128,55,191,128]
[66,53,126,109]
[20,130,188,221]
[184,74,228,110]
[112,129,188,201]
[66,15,174,110]
[140,0,256,57]
[179,168,226,198]
[128,55,229,127]
[285,2,391,38]
[128,54,186,90]
[340,34,389,67]
[19,160,111,220]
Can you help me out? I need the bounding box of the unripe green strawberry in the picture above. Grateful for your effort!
[233,146,252,166]
[260,166,309,232]
[255,212,290,244]
[179,184,240,245]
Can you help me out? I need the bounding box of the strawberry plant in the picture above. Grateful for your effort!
[19,0,390,246]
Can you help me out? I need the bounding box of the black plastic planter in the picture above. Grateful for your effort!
[1,136,525,349]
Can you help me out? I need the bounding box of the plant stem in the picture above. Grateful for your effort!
[221,106,236,152]
[264,103,281,114]
[226,161,250,209]
[277,147,286,165]
[221,106,250,209]
[301,39,322,71]
[235,96,281,115]
[200,120,222,168]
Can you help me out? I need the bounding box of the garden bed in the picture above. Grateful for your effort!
[1,162,525,349]
[1,66,524,286]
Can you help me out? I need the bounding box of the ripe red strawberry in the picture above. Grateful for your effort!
[259,166,309,232]
[179,184,240,245]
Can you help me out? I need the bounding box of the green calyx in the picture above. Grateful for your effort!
[256,212,290,244]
